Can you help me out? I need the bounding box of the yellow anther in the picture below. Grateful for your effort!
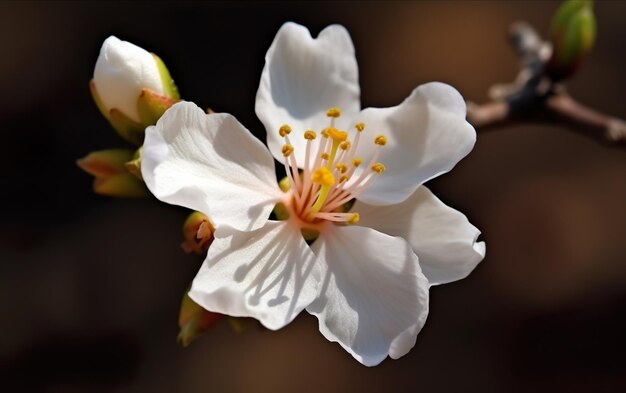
[278,176,291,192]
[339,140,351,150]
[279,124,292,137]
[336,163,348,174]
[348,213,360,224]
[321,129,329,138]
[311,167,335,187]
[321,152,330,160]
[371,162,385,174]
[326,107,341,118]
[304,130,316,140]
[325,127,348,142]
[339,174,350,183]
[281,144,294,157]
[355,122,365,132]
[352,158,363,167]
[374,135,387,146]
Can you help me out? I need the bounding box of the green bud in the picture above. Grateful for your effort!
[77,149,148,198]
[178,290,222,347]
[181,211,214,254]
[547,0,597,80]
[91,37,180,145]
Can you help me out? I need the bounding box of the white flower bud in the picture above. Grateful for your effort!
[93,36,164,123]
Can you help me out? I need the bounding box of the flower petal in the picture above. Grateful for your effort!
[354,186,485,285]
[256,22,360,167]
[189,221,320,330]
[307,225,429,366]
[141,101,282,232]
[354,82,476,205]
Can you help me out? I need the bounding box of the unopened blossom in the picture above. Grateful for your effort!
[93,36,166,123]
[90,36,179,145]
[142,22,485,366]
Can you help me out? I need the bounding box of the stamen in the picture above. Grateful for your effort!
[343,123,363,168]
[281,144,294,157]
[371,162,385,174]
[279,124,292,138]
[276,110,386,229]
[336,163,348,174]
[324,161,386,212]
[282,144,301,207]
[299,131,317,211]
[347,213,360,224]
[374,135,387,146]
[278,176,291,192]
[326,107,341,118]
[313,211,359,223]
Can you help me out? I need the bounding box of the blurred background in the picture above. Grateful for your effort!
[1,1,625,392]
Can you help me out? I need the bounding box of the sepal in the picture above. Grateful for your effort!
[124,147,143,180]
[137,88,177,126]
[153,53,180,100]
[108,108,146,146]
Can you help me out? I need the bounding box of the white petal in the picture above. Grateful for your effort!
[141,102,282,232]
[354,82,476,205]
[307,225,429,366]
[354,186,485,285]
[189,221,320,330]
[93,36,164,122]
[256,22,360,167]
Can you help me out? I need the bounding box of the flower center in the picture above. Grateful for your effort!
[278,107,386,228]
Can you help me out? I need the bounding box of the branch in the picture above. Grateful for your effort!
[466,21,626,144]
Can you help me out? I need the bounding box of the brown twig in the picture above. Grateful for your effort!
[466,21,626,144]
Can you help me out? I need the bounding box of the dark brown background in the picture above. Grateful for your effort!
[1,1,625,392]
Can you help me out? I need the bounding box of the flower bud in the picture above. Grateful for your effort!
[77,149,148,198]
[91,36,180,145]
[178,290,222,347]
[181,211,214,254]
[546,0,596,80]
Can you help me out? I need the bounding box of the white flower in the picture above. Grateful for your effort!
[93,36,165,123]
[141,22,485,366]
